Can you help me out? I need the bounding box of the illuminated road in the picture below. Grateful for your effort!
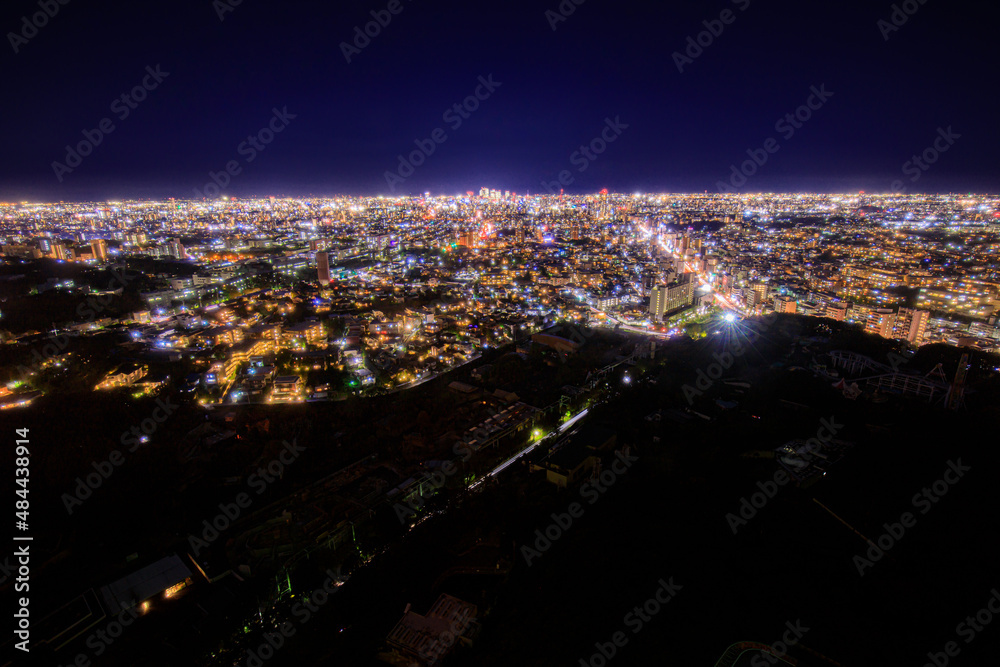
[469,407,590,490]
[588,307,675,339]
[608,223,745,324]
[656,234,744,315]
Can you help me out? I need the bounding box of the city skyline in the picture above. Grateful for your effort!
[4,186,999,665]
[6,186,1000,205]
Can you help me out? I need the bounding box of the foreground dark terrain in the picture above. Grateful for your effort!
[3,315,999,666]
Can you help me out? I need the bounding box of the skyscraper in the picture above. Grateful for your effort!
[649,285,669,322]
[668,273,695,310]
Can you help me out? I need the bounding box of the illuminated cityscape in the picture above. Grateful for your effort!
[4,190,1000,665]
[5,192,1000,409]
[4,0,1000,665]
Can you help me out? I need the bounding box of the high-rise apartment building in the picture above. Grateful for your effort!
[649,285,669,322]
[317,251,330,285]
[866,309,896,338]
[168,239,186,259]
[649,274,694,322]
[91,239,108,262]
[894,308,929,346]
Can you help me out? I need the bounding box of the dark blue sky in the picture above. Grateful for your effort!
[1,0,996,200]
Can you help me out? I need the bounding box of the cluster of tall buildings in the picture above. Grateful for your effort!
[865,307,930,345]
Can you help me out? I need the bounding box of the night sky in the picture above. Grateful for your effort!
[1,0,996,200]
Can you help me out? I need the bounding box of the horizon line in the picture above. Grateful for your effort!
[3,190,999,205]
